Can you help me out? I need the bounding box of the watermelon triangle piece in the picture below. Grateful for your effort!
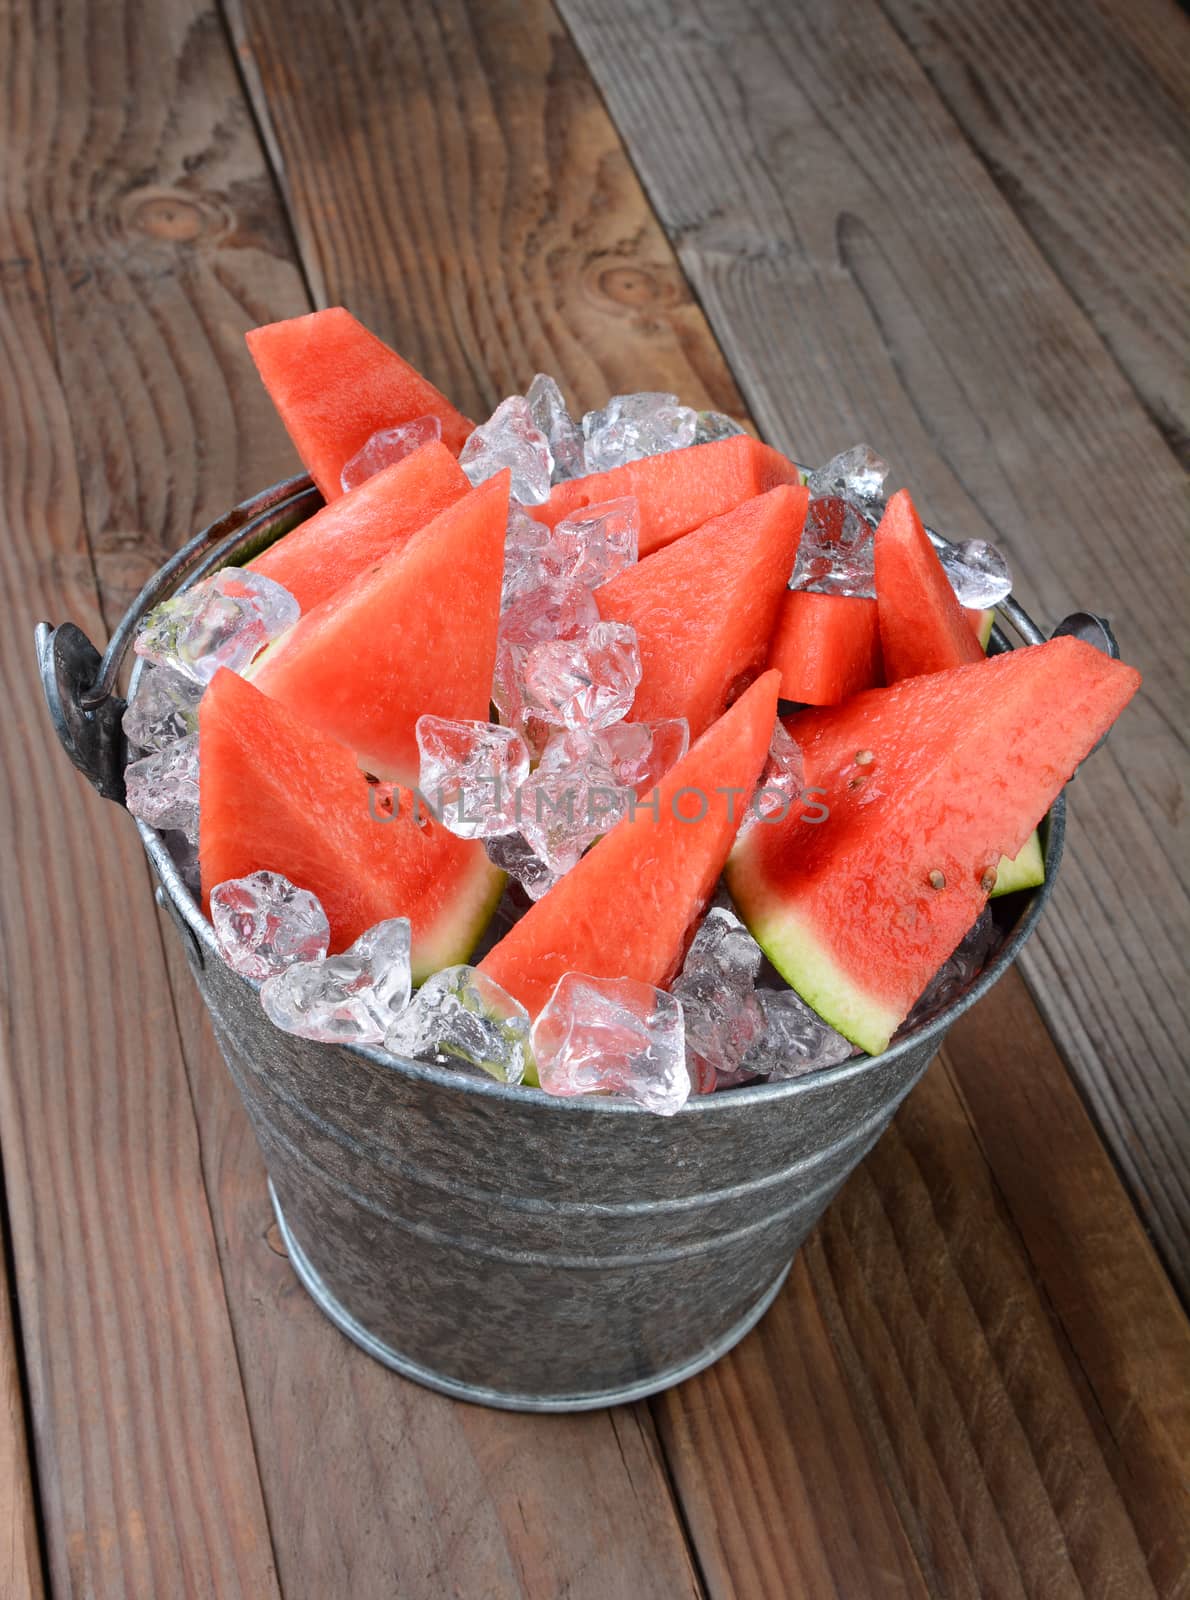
[594,483,808,738]
[540,435,803,557]
[253,473,510,785]
[768,591,882,705]
[726,638,1141,1054]
[247,440,470,613]
[199,668,502,974]
[246,308,474,500]
[479,669,781,1018]
[874,490,985,680]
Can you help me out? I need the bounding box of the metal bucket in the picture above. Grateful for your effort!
[36,475,1096,1412]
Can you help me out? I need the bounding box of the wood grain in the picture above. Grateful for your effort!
[874,0,1190,459]
[657,971,1190,1599]
[0,1211,44,1600]
[0,0,300,1593]
[554,0,1190,1297]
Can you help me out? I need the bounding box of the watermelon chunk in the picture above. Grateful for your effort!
[479,669,781,1017]
[768,592,882,705]
[199,669,502,974]
[253,474,509,785]
[875,490,985,681]
[539,435,803,557]
[247,441,469,613]
[246,308,474,501]
[726,639,1141,1054]
[594,484,807,738]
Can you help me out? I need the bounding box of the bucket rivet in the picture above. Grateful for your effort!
[928,869,946,890]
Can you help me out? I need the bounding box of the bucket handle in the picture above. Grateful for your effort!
[33,474,319,803]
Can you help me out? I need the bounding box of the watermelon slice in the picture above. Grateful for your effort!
[246,308,474,501]
[594,484,807,738]
[539,435,803,558]
[479,669,781,1018]
[247,441,469,613]
[768,591,882,705]
[253,474,509,785]
[726,639,1141,1054]
[875,491,985,681]
[199,669,502,973]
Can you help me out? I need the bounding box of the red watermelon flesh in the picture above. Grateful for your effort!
[768,591,882,705]
[726,638,1141,1054]
[246,308,474,501]
[539,435,803,557]
[875,490,985,681]
[252,473,509,785]
[479,669,781,1017]
[594,484,808,738]
[247,441,469,613]
[199,669,502,975]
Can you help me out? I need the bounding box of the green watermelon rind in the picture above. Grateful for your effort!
[990,830,1045,899]
[413,859,507,987]
[723,856,902,1056]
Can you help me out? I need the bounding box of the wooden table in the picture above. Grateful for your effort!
[2,1,1188,1594]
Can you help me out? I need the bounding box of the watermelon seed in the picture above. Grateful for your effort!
[848,775,866,790]
[855,749,873,765]
[928,869,946,890]
[980,866,998,892]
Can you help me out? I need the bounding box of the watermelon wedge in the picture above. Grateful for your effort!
[726,639,1141,1054]
[479,669,781,1018]
[253,474,509,785]
[246,308,474,501]
[247,441,469,613]
[768,592,882,705]
[594,484,808,738]
[875,490,984,681]
[539,435,803,557]
[199,669,502,973]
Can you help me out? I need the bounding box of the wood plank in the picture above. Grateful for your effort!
[656,973,1190,1599]
[554,0,1190,1296]
[0,2,287,1591]
[874,0,1190,458]
[0,1208,45,1600]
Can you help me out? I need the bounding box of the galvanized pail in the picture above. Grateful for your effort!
[37,475,1091,1412]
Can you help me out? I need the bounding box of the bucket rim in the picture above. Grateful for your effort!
[137,464,1065,1115]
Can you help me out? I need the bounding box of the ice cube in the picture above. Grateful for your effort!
[484,831,561,901]
[597,718,690,794]
[672,906,766,1080]
[502,504,554,606]
[209,871,331,981]
[807,444,888,507]
[582,392,698,474]
[339,415,442,492]
[500,579,600,647]
[259,917,412,1044]
[385,965,530,1084]
[791,496,876,598]
[937,538,1012,609]
[694,411,748,444]
[741,988,855,1078]
[903,908,999,1030]
[517,746,625,873]
[415,716,530,839]
[122,663,204,754]
[527,373,585,482]
[748,721,805,827]
[459,396,553,505]
[546,497,639,588]
[134,568,299,685]
[125,733,200,843]
[532,973,690,1115]
[521,621,641,730]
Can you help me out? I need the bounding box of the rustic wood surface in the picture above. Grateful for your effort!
[1,0,1187,1596]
